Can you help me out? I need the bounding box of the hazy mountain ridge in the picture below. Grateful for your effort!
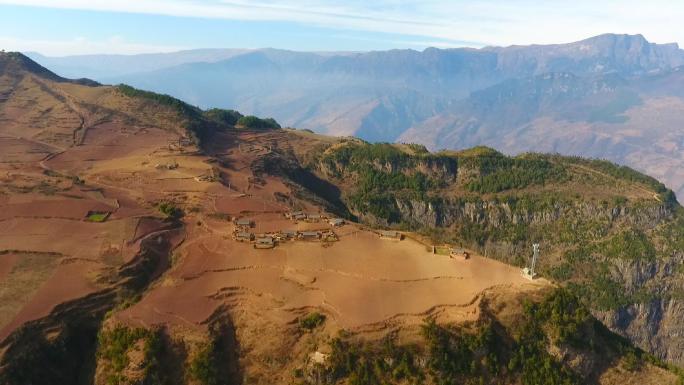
[26,34,684,200]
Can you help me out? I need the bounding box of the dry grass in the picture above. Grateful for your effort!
[0,252,60,330]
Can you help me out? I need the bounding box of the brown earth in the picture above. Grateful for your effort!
[0,52,675,385]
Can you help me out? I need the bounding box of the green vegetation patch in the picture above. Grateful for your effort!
[299,312,326,330]
[97,325,164,385]
[598,229,656,260]
[236,115,281,129]
[204,108,243,126]
[326,336,423,385]
[321,142,455,223]
[86,212,110,222]
[322,289,655,385]
[116,84,200,119]
[157,201,183,219]
[188,341,221,385]
[464,152,567,193]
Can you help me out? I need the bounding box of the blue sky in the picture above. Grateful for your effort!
[0,1,681,56]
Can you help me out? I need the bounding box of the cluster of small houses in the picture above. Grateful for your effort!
[232,212,346,249]
[284,211,345,226]
[229,210,471,260]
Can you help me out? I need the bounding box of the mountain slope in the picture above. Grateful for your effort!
[399,67,684,198]
[269,138,684,366]
[1,52,684,384]
[28,33,684,202]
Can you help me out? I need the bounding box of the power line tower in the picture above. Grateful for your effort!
[522,243,540,280]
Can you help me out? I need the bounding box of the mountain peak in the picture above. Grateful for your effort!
[0,51,99,86]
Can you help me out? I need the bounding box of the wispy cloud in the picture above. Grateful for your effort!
[0,35,186,56]
[0,0,682,51]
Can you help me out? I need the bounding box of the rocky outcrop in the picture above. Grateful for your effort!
[596,297,684,366]
[393,196,672,230]
[595,254,684,366]
[391,196,684,365]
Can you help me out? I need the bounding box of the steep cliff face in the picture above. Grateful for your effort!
[595,254,684,366]
[393,195,684,364]
[292,140,684,366]
[393,197,672,229]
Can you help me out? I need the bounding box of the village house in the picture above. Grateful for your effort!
[254,236,275,249]
[329,218,345,227]
[306,213,322,222]
[282,230,298,239]
[235,232,254,242]
[300,231,320,241]
[287,210,304,219]
[235,218,254,229]
[379,230,403,240]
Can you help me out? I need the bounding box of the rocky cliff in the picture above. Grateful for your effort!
[289,140,684,366]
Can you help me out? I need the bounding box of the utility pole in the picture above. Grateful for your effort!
[522,243,540,280]
[531,243,539,276]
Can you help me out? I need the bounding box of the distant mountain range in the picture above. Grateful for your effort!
[27,33,684,197]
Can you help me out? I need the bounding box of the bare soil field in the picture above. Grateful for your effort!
[0,198,116,220]
[0,137,55,163]
[116,219,539,333]
[0,253,20,281]
[0,258,99,340]
[0,89,183,339]
[102,127,547,339]
[0,252,61,336]
[0,103,548,374]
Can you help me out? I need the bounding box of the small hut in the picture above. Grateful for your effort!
[254,236,275,249]
[287,210,304,219]
[235,218,254,229]
[300,231,321,241]
[236,232,254,242]
[306,213,322,222]
[379,230,403,240]
[329,218,345,227]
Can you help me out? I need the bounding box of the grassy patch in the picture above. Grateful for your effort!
[0,252,60,329]
[87,212,109,222]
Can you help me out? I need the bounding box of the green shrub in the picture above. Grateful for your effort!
[96,326,163,385]
[158,202,183,219]
[204,108,243,125]
[236,115,281,129]
[188,342,219,385]
[299,312,326,330]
